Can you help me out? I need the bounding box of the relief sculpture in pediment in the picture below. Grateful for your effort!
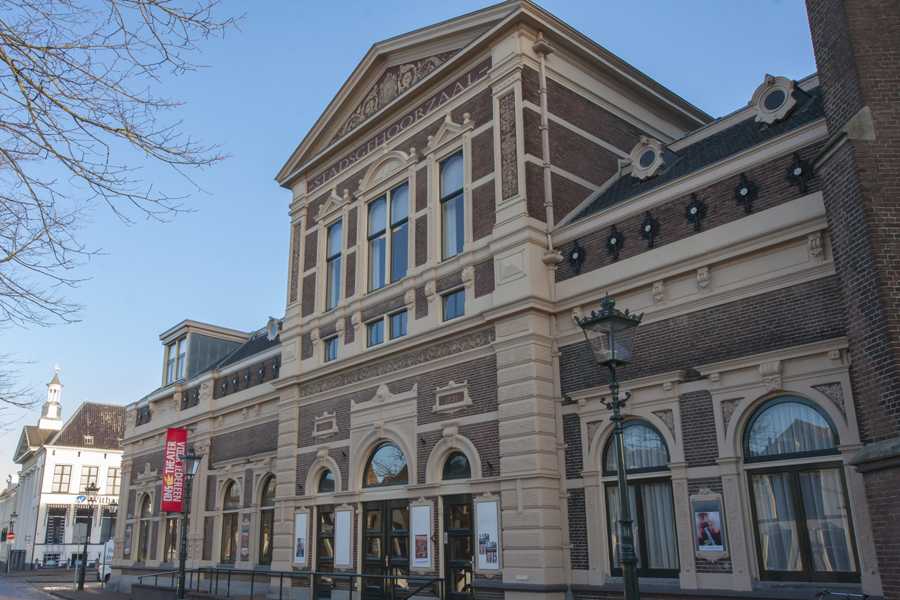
[332,50,459,143]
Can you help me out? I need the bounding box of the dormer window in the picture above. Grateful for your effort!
[629,137,666,180]
[752,75,797,124]
[165,337,187,384]
[83,435,94,447]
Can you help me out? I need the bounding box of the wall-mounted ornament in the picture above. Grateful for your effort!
[639,211,660,248]
[685,194,707,231]
[734,173,758,213]
[567,240,586,273]
[606,225,624,260]
[786,152,813,193]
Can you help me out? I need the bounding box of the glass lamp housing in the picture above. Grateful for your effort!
[575,296,642,367]
[180,451,203,477]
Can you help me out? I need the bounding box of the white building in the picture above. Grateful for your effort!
[7,370,125,569]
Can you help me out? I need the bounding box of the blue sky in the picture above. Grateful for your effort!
[0,0,815,484]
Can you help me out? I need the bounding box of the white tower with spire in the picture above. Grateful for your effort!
[38,366,63,431]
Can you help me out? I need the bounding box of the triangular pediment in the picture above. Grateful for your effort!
[13,429,30,463]
[276,1,520,186]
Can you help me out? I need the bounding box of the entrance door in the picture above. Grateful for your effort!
[363,500,409,600]
[444,495,474,600]
[315,507,335,600]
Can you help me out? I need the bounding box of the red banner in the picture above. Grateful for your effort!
[161,427,188,513]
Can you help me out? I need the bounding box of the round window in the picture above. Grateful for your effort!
[763,89,787,111]
[639,149,656,168]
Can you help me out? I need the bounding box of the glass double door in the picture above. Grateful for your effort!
[443,495,474,600]
[363,500,410,600]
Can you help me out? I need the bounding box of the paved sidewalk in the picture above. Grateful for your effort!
[32,581,130,600]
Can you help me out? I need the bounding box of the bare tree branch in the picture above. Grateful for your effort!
[0,0,237,407]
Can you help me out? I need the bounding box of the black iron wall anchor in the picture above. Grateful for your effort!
[685,194,707,231]
[567,240,586,273]
[639,211,659,248]
[786,152,813,193]
[734,173,759,213]
[606,225,624,260]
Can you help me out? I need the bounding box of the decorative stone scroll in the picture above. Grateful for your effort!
[498,92,518,200]
[333,51,459,143]
[432,380,472,414]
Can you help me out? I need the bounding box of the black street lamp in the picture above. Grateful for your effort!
[177,449,203,600]
[575,296,642,600]
[6,511,17,574]
[77,483,99,590]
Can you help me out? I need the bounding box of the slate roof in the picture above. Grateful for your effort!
[571,86,824,223]
[50,403,125,450]
[215,331,280,369]
[24,426,56,447]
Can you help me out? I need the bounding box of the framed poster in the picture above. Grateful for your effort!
[293,511,309,566]
[123,523,133,559]
[335,507,353,567]
[410,502,432,569]
[475,497,500,571]
[240,513,251,560]
[691,492,728,560]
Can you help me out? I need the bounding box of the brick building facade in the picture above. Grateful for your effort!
[114,2,899,600]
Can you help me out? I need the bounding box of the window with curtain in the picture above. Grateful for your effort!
[259,476,276,565]
[603,421,678,577]
[326,220,343,311]
[744,397,857,582]
[440,151,464,259]
[220,480,241,563]
[163,516,178,563]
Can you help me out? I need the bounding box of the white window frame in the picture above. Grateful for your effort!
[324,218,343,312]
[366,181,410,293]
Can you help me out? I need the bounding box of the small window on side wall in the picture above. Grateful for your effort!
[324,336,338,362]
[389,310,407,339]
[442,289,465,321]
[367,320,384,347]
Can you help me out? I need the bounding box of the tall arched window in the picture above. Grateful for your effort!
[364,442,408,488]
[136,495,152,562]
[744,396,857,582]
[221,480,241,563]
[258,476,276,565]
[602,421,678,577]
[443,452,471,480]
[318,470,335,493]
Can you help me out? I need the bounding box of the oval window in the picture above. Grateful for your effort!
[763,89,787,111]
[639,149,656,168]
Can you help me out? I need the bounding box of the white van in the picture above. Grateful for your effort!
[96,540,114,583]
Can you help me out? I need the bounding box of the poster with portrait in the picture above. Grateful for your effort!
[293,511,309,566]
[335,508,352,567]
[411,503,432,569]
[692,497,726,554]
[475,498,500,571]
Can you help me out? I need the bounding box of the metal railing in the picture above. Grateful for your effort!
[137,567,446,600]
